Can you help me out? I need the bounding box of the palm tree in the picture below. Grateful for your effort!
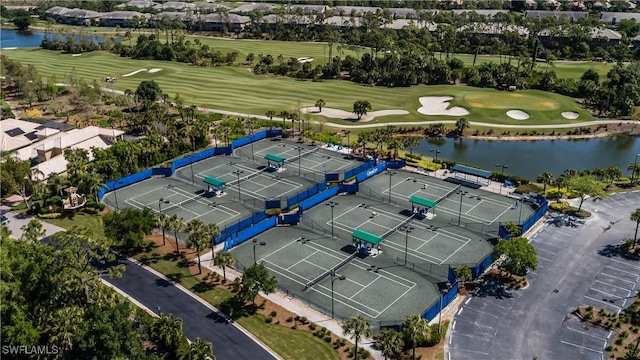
[628,162,640,184]
[631,208,640,246]
[404,136,421,157]
[278,111,289,133]
[213,251,235,282]
[177,338,215,360]
[169,214,186,256]
[536,171,554,194]
[81,171,104,203]
[374,328,404,360]
[265,110,275,121]
[402,314,430,360]
[186,219,210,274]
[455,117,469,137]
[155,212,170,246]
[315,99,325,112]
[153,314,184,353]
[342,315,372,360]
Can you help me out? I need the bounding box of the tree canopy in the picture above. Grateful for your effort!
[494,237,538,276]
[232,262,277,305]
[566,175,607,211]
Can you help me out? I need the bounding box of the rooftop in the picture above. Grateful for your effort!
[1,119,60,152]
[115,0,158,9]
[230,3,276,13]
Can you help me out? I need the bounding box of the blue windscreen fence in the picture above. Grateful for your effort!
[325,173,339,182]
[344,159,376,180]
[298,186,339,212]
[217,212,267,245]
[338,183,358,194]
[422,282,459,321]
[387,160,406,169]
[265,200,281,209]
[498,199,549,240]
[223,215,277,251]
[152,167,172,177]
[286,182,328,210]
[278,213,300,225]
[355,162,387,183]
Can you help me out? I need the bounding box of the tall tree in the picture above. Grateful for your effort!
[213,251,235,283]
[404,136,421,157]
[232,262,277,305]
[104,207,155,250]
[494,237,538,276]
[177,337,215,360]
[373,328,404,360]
[154,212,170,246]
[631,208,640,246]
[536,172,554,194]
[169,215,186,256]
[455,117,470,136]
[566,175,606,212]
[402,314,430,360]
[19,219,46,244]
[342,315,372,360]
[315,99,326,112]
[152,314,185,355]
[454,265,473,286]
[353,100,372,120]
[186,219,218,274]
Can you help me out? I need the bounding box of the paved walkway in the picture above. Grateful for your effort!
[200,248,385,360]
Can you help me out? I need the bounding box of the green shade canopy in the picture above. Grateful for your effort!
[352,229,383,245]
[409,195,437,208]
[450,164,492,179]
[265,153,286,163]
[203,176,226,187]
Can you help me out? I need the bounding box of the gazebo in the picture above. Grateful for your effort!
[62,186,87,210]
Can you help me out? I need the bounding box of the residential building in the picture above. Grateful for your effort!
[525,10,588,22]
[99,11,150,27]
[286,4,327,14]
[115,0,158,10]
[600,11,640,25]
[230,3,276,14]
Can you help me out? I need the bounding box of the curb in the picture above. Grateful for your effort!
[125,256,284,360]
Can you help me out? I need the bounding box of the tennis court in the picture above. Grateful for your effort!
[231,226,437,324]
[360,171,535,227]
[174,155,316,203]
[102,177,251,229]
[236,138,357,174]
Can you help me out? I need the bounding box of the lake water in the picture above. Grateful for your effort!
[0,29,114,48]
[415,135,640,180]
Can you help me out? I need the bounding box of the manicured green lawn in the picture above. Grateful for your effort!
[238,315,340,360]
[46,211,105,238]
[3,48,593,125]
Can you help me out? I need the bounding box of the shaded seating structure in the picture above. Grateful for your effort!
[447,164,491,188]
[265,153,285,170]
[203,176,226,194]
[352,229,383,256]
[409,194,437,217]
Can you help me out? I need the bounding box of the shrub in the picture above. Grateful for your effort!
[621,330,629,338]
[323,335,332,343]
[286,316,293,323]
[300,316,308,325]
[37,213,62,219]
[265,317,273,323]
[270,311,277,317]
[605,345,613,351]
[615,338,624,345]
[309,323,316,331]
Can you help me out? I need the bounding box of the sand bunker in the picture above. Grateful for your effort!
[297,57,314,63]
[417,96,469,116]
[122,68,148,77]
[1,47,17,50]
[506,110,529,120]
[300,107,408,122]
[148,68,162,73]
[562,111,579,120]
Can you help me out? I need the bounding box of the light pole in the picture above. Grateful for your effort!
[249,118,256,162]
[386,171,396,203]
[330,270,346,319]
[232,169,244,200]
[457,189,469,225]
[189,155,196,184]
[113,181,123,210]
[326,201,339,238]
[495,163,508,176]
[518,195,524,225]
[252,238,266,265]
[296,146,303,175]
[430,148,441,162]
[158,198,169,213]
[401,225,414,265]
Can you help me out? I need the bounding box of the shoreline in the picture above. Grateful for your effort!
[468,131,638,141]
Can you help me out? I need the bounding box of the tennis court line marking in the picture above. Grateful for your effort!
[165,185,241,217]
[259,240,300,262]
[286,251,320,270]
[412,233,440,252]
[348,277,378,300]
[261,258,382,317]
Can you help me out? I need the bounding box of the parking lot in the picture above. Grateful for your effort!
[447,191,640,360]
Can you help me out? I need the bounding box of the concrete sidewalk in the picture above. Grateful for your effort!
[200,247,384,360]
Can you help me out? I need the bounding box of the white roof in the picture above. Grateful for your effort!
[115,0,158,9]
[383,19,437,31]
[1,119,61,152]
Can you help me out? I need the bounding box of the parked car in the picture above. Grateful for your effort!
[1,215,9,225]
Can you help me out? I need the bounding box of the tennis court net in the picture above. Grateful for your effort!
[288,147,319,164]
[161,194,205,213]
[303,251,358,291]
[436,185,462,204]
[229,169,266,186]
[381,214,416,239]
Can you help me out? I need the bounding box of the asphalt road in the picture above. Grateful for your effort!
[447,191,640,360]
[100,255,277,360]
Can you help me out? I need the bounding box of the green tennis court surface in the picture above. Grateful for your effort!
[231,226,439,327]
[234,138,361,175]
